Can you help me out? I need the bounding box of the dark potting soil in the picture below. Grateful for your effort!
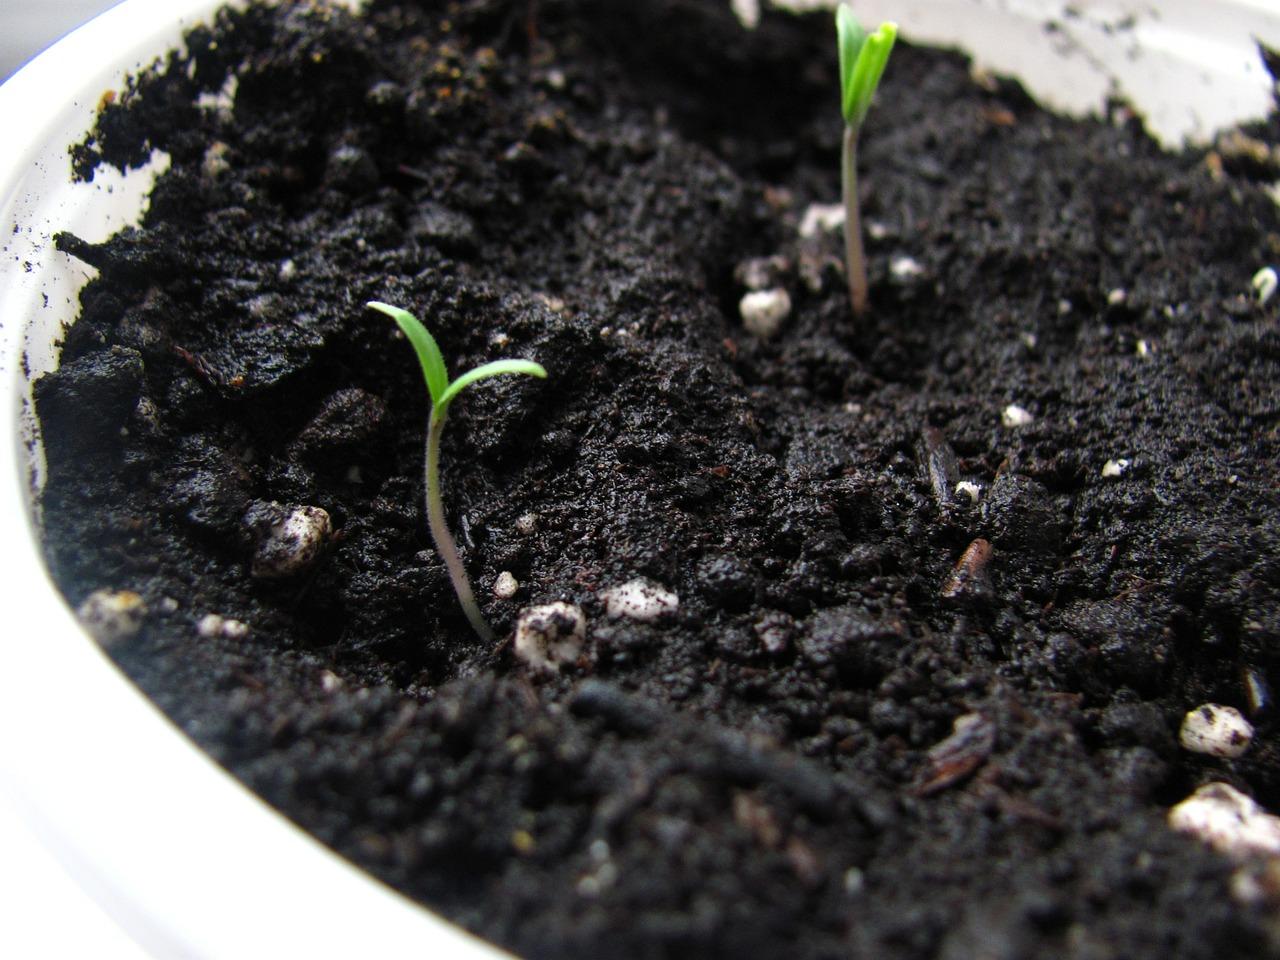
[32,0,1280,956]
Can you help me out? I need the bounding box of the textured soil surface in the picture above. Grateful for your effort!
[34,1,1280,957]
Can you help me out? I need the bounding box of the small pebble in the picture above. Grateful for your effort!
[1136,339,1153,357]
[1001,404,1035,428]
[1179,703,1253,758]
[514,513,539,535]
[249,504,333,579]
[197,613,250,640]
[319,670,343,693]
[1252,266,1278,305]
[1107,288,1128,306]
[76,589,147,648]
[601,579,679,622]
[1101,458,1130,478]
[739,288,792,339]
[889,256,924,279]
[730,0,761,27]
[1168,782,1280,860]
[798,203,845,238]
[494,571,519,599]
[955,480,981,503]
[514,602,586,674]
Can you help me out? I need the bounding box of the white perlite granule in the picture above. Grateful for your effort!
[1252,266,1278,304]
[76,589,147,648]
[1169,782,1280,861]
[197,613,250,641]
[797,203,845,238]
[1179,703,1253,758]
[1001,404,1035,428]
[251,505,332,579]
[739,288,792,339]
[601,580,679,622]
[514,602,586,674]
[889,256,924,279]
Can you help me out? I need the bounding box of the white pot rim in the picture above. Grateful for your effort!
[0,2,508,957]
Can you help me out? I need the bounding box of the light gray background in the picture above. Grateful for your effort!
[1,1,124,81]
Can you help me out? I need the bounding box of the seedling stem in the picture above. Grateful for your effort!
[369,301,546,642]
[842,125,868,315]
[836,4,896,316]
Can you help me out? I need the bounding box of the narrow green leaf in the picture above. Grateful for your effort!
[836,5,867,124]
[437,359,547,414]
[368,301,449,407]
[848,22,897,127]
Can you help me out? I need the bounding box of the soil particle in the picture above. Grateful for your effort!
[245,501,333,579]
[35,346,144,456]
[1180,704,1255,759]
[76,589,147,648]
[939,537,994,604]
[514,601,585,674]
[600,579,680,622]
[738,287,792,338]
[1169,782,1280,861]
[33,0,1280,957]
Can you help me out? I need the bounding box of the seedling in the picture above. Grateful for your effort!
[369,301,546,642]
[836,4,896,316]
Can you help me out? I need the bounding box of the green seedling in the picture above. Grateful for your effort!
[369,301,546,642]
[836,4,896,316]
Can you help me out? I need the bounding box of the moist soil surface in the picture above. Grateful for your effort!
[33,1,1280,957]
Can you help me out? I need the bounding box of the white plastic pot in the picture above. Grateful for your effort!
[0,1,509,956]
[0,0,1277,956]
